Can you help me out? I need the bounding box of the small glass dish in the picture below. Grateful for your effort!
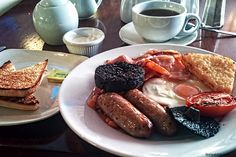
[63,27,105,57]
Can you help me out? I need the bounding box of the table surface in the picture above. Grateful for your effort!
[0,0,236,157]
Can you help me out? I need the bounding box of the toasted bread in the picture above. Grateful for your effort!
[182,53,235,94]
[0,94,39,111]
[0,60,48,97]
[0,60,15,73]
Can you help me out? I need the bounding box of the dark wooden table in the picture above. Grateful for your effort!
[0,0,236,157]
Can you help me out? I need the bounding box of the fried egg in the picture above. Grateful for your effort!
[142,78,211,108]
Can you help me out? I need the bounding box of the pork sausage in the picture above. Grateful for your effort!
[97,92,153,138]
[125,89,177,136]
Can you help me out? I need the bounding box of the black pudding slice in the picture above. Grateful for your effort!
[95,62,145,92]
[170,106,220,138]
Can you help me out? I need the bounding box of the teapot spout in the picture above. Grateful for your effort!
[70,0,103,19]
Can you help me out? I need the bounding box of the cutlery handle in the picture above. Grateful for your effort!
[201,27,236,36]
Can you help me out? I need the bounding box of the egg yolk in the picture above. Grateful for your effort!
[173,83,200,99]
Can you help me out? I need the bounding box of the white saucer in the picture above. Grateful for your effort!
[119,22,198,45]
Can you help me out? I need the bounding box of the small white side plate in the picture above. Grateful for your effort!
[0,49,87,126]
[119,22,198,45]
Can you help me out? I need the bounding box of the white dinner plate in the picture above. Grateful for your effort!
[0,49,87,126]
[119,22,198,46]
[59,44,236,157]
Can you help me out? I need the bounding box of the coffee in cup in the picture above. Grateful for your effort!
[132,1,201,42]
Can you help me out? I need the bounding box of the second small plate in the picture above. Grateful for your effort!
[0,49,88,126]
[119,22,198,45]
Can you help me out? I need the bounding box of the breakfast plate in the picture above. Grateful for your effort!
[119,22,198,46]
[0,49,87,126]
[59,44,236,157]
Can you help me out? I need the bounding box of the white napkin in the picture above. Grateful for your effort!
[0,0,23,16]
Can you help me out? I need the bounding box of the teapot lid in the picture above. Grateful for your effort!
[39,0,68,7]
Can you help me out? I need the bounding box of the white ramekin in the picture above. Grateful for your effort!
[63,27,105,57]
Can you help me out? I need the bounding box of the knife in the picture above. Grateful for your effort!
[200,27,236,36]
[0,46,6,52]
[50,85,60,101]
[186,23,236,37]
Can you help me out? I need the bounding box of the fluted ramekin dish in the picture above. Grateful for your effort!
[63,27,105,57]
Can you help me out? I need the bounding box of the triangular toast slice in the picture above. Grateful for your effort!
[0,60,16,73]
[182,53,235,94]
[0,60,48,97]
[0,61,42,110]
[0,94,39,111]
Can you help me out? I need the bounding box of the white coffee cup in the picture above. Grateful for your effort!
[132,0,201,42]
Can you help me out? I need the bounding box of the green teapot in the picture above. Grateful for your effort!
[33,0,79,45]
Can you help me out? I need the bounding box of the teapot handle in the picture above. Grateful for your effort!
[96,0,102,8]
